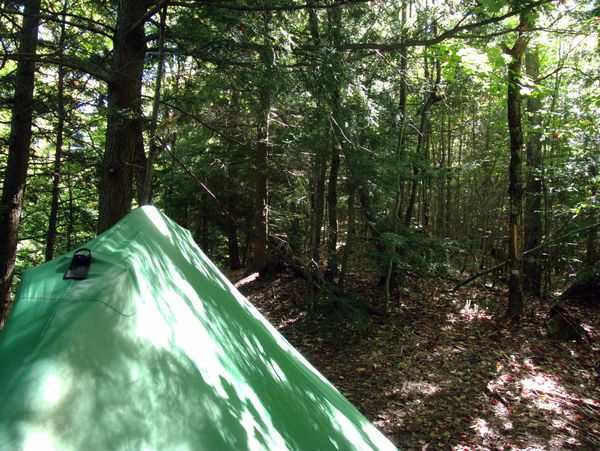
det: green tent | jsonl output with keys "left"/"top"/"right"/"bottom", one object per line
{"left": 0, "top": 206, "right": 396, "bottom": 450}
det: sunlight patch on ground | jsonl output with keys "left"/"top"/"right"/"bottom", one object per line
{"left": 443, "top": 299, "right": 492, "bottom": 331}
{"left": 520, "top": 374, "right": 568, "bottom": 411}
{"left": 276, "top": 315, "right": 302, "bottom": 330}
{"left": 234, "top": 272, "right": 259, "bottom": 288}
{"left": 395, "top": 381, "right": 440, "bottom": 398}
{"left": 459, "top": 300, "right": 493, "bottom": 321}
{"left": 471, "top": 418, "right": 495, "bottom": 438}
{"left": 493, "top": 403, "right": 513, "bottom": 431}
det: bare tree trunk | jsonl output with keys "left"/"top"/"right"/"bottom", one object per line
{"left": 339, "top": 181, "right": 355, "bottom": 285}
{"left": 252, "top": 11, "right": 273, "bottom": 272}
{"left": 308, "top": 8, "right": 327, "bottom": 266}
{"left": 523, "top": 47, "right": 543, "bottom": 295}
{"left": 98, "top": 0, "right": 149, "bottom": 233}
{"left": 133, "top": 118, "right": 147, "bottom": 206}
{"left": 66, "top": 171, "right": 73, "bottom": 252}
{"left": 445, "top": 112, "right": 452, "bottom": 236}
{"left": 504, "top": 13, "right": 528, "bottom": 319}
{"left": 585, "top": 163, "right": 598, "bottom": 273}
{"left": 45, "top": 0, "right": 67, "bottom": 261}
{"left": 0, "top": 0, "right": 41, "bottom": 328}
{"left": 422, "top": 118, "right": 432, "bottom": 234}
{"left": 405, "top": 61, "right": 443, "bottom": 226}
{"left": 325, "top": 143, "right": 341, "bottom": 281}
{"left": 225, "top": 174, "right": 241, "bottom": 270}
{"left": 385, "top": 15, "right": 408, "bottom": 306}
{"left": 324, "top": 5, "right": 344, "bottom": 282}
{"left": 141, "top": 5, "right": 167, "bottom": 205}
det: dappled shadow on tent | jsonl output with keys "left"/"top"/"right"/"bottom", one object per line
{"left": 0, "top": 207, "right": 392, "bottom": 450}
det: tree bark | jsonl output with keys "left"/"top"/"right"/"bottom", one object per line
{"left": 45, "top": 0, "right": 68, "bottom": 262}
{"left": 504, "top": 13, "right": 528, "bottom": 319}
{"left": 141, "top": 5, "right": 167, "bottom": 205}
{"left": 325, "top": 110, "right": 341, "bottom": 282}
{"left": 0, "top": 0, "right": 41, "bottom": 328}
{"left": 585, "top": 163, "right": 598, "bottom": 273}
{"left": 405, "top": 60, "right": 443, "bottom": 226}
{"left": 224, "top": 92, "right": 241, "bottom": 271}
{"left": 324, "top": 5, "right": 344, "bottom": 282}
{"left": 384, "top": 1, "right": 408, "bottom": 306}
{"left": 523, "top": 46, "right": 543, "bottom": 295}
{"left": 339, "top": 181, "right": 355, "bottom": 286}
{"left": 252, "top": 11, "right": 273, "bottom": 272}
{"left": 225, "top": 184, "right": 241, "bottom": 270}
{"left": 308, "top": 8, "right": 327, "bottom": 266}
{"left": 98, "top": 0, "right": 149, "bottom": 233}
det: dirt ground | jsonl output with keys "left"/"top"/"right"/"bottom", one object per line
{"left": 234, "top": 270, "right": 600, "bottom": 450}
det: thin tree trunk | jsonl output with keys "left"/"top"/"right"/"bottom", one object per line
{"left": 324, "top": 5, "right": 344, "bottom": 282}
{"left": 224, "top": 91, "right": 241, "bottom": 271}
{"left": 141, "top": 5, "right": 167, "bottom": 205}
{"left": 0, "top": 0, "right": 41, "bottom": 328}
{"left": 252, "top": 11, "right": 273, "bottom": 272}
{"left": 98, "top": 0, "right": 149, "bottom": 233}
{"left": 504, "top": 13, "right": 528, "bottom": 319}
{"left": 422, "top": 118, "right": 432, "bottom": 234}
{"left": 523, "top": 46, "right": 543, "bottom": 295}
{"left": 404, "top": 63, "right": 442, "bottom": 226}
{"left": 339, "top": 181, "right": 355, "bottom": 285}
{"left": 226, "top": 174, "right": 241, "bottom": 270}
{"left": 585, "top": 163, "right": 598, "bottom": 273}
{"left": 385, "top": 16, "right": 408, "bottom": 306}
{"left": 325, "top": 131, "right": 341, "bottom": 281}
{"left": 308, "top": 8, "right": 327, "bottom": 266}
{"left": 542, "top": 61, "right": 562, "bottom": 297}
{"left": 133, "top": 119, "right": 147, "bottom": 206}
{"left": 445, "top": 112, "right": 452, "bottom": 236}
{"left": 45, "top": 0, "right": 68, "bottom": 261}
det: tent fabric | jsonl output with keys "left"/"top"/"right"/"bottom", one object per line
{"left": 0, "top": 206, "right": 396, "bottom": 450}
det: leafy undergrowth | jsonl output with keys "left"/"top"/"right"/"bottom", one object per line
{"left": 233, "top": 269, "right": 600, "bottom": 450}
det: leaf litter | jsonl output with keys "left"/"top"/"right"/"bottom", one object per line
{"left": 234, "top": 270, "right": 600, "bottom": 450}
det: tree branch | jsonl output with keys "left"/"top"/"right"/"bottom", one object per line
{"left": 301, "top": 0, "right": 551, "bottom": 52}
{"left": 171, "top": 0, "right": 374, "bottom": 12}
{"left": 5, "top": 53, "right": 110, "bottom": 82}
{"left": 452, "top": 221, "right": 600, "bottom": 292}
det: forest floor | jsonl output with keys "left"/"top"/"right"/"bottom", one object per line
{"left": 233, "top": 267, "right": 600, "bottom": 450}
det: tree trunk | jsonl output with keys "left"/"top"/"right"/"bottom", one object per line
{"left": 141, "top": 5, "right": 167, "bottom": 205}
{"left": 523, "top": 47, "right": 543, "bottom": 296}
{"left": 385, "top": 19, "right": 408, "bottom": 306}
{"left": 585, "top": 163, "right": 598, "bottom": 273}
{"left": 98, "top": 0, "right": 149, "bottom": 233}
{"left": 324, "top": 5, "right": 344, "bottom": 282}
{"left": 226, "top": 175, "right": 241, "bottom": 270}
{"left": 339, "top": 181, "right": 355, "bottom": 286}
{"left": 252, "top": 11, "right": 273, "bottom": 272}
{"left": 45, "top": 0, "right": 68, "bottom": 262}
{"left": 445, "top": 112, "right": 452, "bottom": 236}
{"left": 133, "top": 118, "right": 147, "bottom": 206}
{"left": 504, "top": 14, "right": 528, "bottom": 320}
{"left": 325, "top": 122, "right": 341, "bottom": 282}
{"left": 404, "top": 61, "right": 443, "bottom": 226}
{"left": 421, "top": 118, "right": 432, "bottom": 234}
{"left": 66, "top": 174, "right": 73, "bottom": 252}
{"left": 308, "top": 8, "right": 327, "bottom": 266}
{"left": 0, "top": 0, "right": 41, "bottom": 328}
